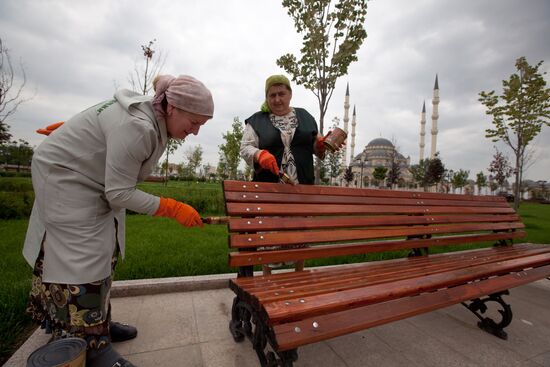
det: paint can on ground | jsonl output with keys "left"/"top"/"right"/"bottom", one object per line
{"left": 27, "top": 337, "right": 87, "bottom": 367}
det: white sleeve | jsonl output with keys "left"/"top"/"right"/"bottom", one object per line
{"left": 104, "top": 118, "right": 160, "bottom": 215}
{"left": 240, "top": 123, "right": 261, "bottom": 167}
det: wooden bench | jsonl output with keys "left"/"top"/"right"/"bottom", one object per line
{"left": 222, "top": 180, "right": 550, "bottom": 366}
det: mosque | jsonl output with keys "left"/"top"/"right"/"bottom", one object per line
{"left": 339, "top": 75, "right": 440, "bottom": 188}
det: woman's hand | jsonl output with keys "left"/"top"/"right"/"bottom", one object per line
{"left": 154, "top": 197, "right": 203, "bottom": 228}
{"left": 256, "top": 150, "right": 279, "bottom": 175}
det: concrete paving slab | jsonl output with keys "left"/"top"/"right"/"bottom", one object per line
{"left": 6, "top": 278, "right": 550, "bottom": 367}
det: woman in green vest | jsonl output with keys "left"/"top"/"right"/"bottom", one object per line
{"left": 240, "top": 74, "right": 327, "bottom": 274}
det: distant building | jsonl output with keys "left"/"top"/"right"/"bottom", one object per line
{"left": 348, "top": 137, "right": 412, "bottom": 188}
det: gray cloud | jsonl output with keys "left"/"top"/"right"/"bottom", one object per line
{"left": 1, "top": 0, "right": 549, "bottom": 181}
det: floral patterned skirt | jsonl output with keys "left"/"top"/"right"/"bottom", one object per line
{"left": 26, "top": 237, "right": 118, "bottom": 350}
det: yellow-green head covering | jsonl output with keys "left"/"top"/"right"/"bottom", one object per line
{"left": 261, "top": 75, "right": 292, "bottom": 113}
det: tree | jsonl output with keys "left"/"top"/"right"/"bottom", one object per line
{"left": 0, "top": 139, "right": 33, "bottom": 169}
{"left": 163, "top": 139, "right": 182, "bottom": 185}
{"left": 372, "top": 166, "right": 387, "bottom": 187}
{"left": 343, "top": 165, "right": 354, "bottom": 186}
{"left": 475, "top": 171, "right": 488, "bottom": 195}
{"left": 386, "top": 149, "right": 401, "bottom": 189}
{"left": 488, "top": 148, "right": 513, "bottom": 193}
{"left": 218, "top": 117, "right": 244, "bottom": 180}
{"left": 410, "top": 154, "right": 445, "bottom": 192}
{"left": 277, "top": 0, "right": 368, "bottom": 136}
{"left": 451, "top": 169, "right": 470, "bottom": 194}
{"left": 326, "top": 149, "right": 343, "bottom": 185}
{"left": 1, "top": 38, "right": 29, "bottom": 144}
{"left": 129, "top": 39, "right": 166, "bottom": 95}
{"left": 479, "top": 57, "right": 550, "bottom": 209}
{"left": 184, "top": 145, "right": 203, "bottom": 178}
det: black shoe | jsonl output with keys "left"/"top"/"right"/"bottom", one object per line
{"left": 86, "top": 343, "right": 137, "bottom": 367}
{"left": 110, "top": 321, "right": 138, "bottom": 343}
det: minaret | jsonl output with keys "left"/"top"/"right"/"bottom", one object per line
{"left": 342, "top": 83, "right": 350, "bottom": 167}
{"left": 430, "top": 74, "right": 439, "bottom": 158}
{"left": 419, "top": 101, "right": 426, "bottom": 161}
{"left": 350, "top": 105, "right": 357, "bottom": 160}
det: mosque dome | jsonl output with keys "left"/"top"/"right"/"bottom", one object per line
{"left": 366, "top": 138, "right": 394, "bottom": 148}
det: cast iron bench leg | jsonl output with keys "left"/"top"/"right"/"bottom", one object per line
{"left": 461, "top": 290, "right": 513, "bottom": 340}
{"left": 229, "top": 296, "right": 299, "bottom": 366}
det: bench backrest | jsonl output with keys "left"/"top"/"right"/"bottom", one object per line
{"left": 223, "top": 180, "right": 525, "bottom": 271}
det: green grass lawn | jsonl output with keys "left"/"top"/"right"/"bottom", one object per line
{"left": 1, "top": 199, "right": 549, "bottom": 364}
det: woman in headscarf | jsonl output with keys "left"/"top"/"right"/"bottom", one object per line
{"left": 24, "top": 74, "right": 214, "bottom": 367}
{"left": 240, "top": 74, "right": 332, "bottom": 275}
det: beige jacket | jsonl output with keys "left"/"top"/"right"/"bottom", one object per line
{"left": 23, "top": 89, "right": 168, "bottom": 284}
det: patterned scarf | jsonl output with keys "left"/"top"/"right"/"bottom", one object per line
{"left": 270, "top": 108, "right": 299, "bottom": 184}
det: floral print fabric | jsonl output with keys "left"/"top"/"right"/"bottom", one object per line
{"left": 26, "top": 239, "right": 118, "bottom": 350}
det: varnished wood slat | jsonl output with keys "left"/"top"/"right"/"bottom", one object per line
{"left": 263, "top": 252, "right": 550, "bottom": 324}
{"left": 226, "top": 202, "right": 515, "bottom": 217}
{"left": 223, "top": 180, "right": 505, "bottom": 202}
{"left": 230, "top": 222, "right": 524, "bottom": 249}
{"left": 228, "top": 214, "right": 520, "bottom": 232}
{"left": 225, "top": 191, "right": 509, "bottom": 208}
{"left": 233, "top": 246, "right": 550, "bottom": 307}
{"left": 232, "top": 243, "right": 543, "bottom": 289}
{"left": 272, "top": 264, "right": 550, "bottom": 351}
{"left": 229, "top": 231, "right": 527, "bottom": 266}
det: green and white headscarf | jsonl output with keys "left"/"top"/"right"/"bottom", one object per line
{"left": 260, "top": 75, "right": 292, "bottom": 113}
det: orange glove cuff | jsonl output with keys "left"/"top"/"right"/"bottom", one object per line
{"left": 36, "top": 121, "right": 64, "bottom": 136}
{"left": 257, "top": 150, "right": 280, "bottom": 175}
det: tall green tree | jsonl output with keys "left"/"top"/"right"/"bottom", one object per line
{"left": 163, "top": 139, "right": 182, "bottom": 185}
{"left": 343, "top": 165, "right": 354, "bottom": 186}
{"left": 451, "top": 169, "right": 470, "bottom": 194}
{"left": 475, "top": 171, "right": 488, "bottom": 195}
{"left": 277, "top": 0, "right": 368, "bottom": 135}
{"left": 410, "top": 154, "right": 445, "bottom": 192}
{"left": 372, "top": 166, "right": 387, "bottom": 187}
{"left": 184, "top": 145, "right": 203, "bottom": 178}
{"left": 488, "top": 148, "right": 513, "bottom": 193}
{"left": 218, "top": 117, "right": 244, "bottom": 180}
{"left": 479, "top": 57, "right": 550, "bottom": 209}
{"left": 326, "top": 149, "right": 343, "bottom": 185}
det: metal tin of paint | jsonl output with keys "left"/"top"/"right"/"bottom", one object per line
{"left": 323, "top": 127, "right": 347, "bottom": 152}
{"left": 27, "top": 338, "right": 87, "bottom": 367}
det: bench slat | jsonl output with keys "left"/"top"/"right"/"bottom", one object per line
{"left": 263, "top": 252, "right": 550, "bottom": 324}
{"left": 223, "top": 180, "right": 505, "bottom": 202}
{"left": 226, "top": 202, "right": 515, "bottom": 216}
{"left": 234, "top": 245, "right": 549, "bottom": 297}
{"left": 225, "top": 191, "right": 510, "bottom": 208}
{"left": 228, "top": 213, "right": 520, "bottom": 232}
{"left": 230, "top": 222, "right": 524, "bottom": 248}
{"left": 229, "top": 231, "right": 526, "bottom": 266}
{"left": 252, "top": 247, "right": 550, "bottom": 304}
{"left": 272, "top": 263, "right": 550, "bottom": 351}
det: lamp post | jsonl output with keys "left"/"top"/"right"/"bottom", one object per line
{"left": 360, "top": 155, "right": 365, "bottom": 188}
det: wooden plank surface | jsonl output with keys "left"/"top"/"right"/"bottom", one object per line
{"left": 223, "top": 180, "right": 505, "bottom": 202}
{"left": 228, "top": 214, "right": 520, "bottom": 232}
{"left": 272, "top": 264, "right": 550, "bottom": 351}
{"left": 229, "top": 222, "right": 524, "bottom": 248}
{"left": 262, "top": 252, "right": 550, "bottom": 324}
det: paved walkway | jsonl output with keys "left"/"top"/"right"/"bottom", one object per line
{"left": 6, "top": 276, "right": 550, "bottom": 367}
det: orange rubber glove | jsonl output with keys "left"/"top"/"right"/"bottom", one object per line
{"left": 154, "top": 197, "right": 203, "bottom": 228}
{"left": 36, "top": 121, "right": 64, "bottom": 136}
{"left": 315, "top": 131, "right": 331, "bottom": 156}
{"left": 257, "top": 150, "right": 279, "bottom": 175}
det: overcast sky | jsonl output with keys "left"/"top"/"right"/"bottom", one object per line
{"left": 1, "top": 0, "right": 549, "bottom": 181}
